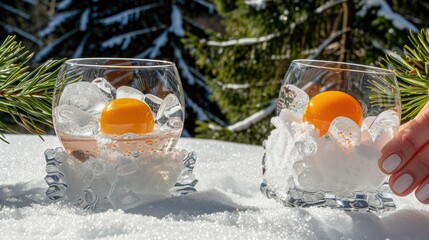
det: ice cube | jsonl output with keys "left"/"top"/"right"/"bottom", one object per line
{"left": 83, "top": 189, "right": 97, "bottom": 205}
{"left": 369, "top": 110, "right": 400, "bottom": 142}
{"left": 294, "top": 139, "right": 317, "bottom": 156}
{"left": 115, "top": 160, "right": 138, "bottom": 176}
{"left": 160, "top": 117, "right": 184, "bottom": 131}
{"left": 82, "top": 171, "right": 94, "bottom": 187}
{"left": 46, "top": 184, "right": 67, "bottom": 200}
{"left": 144, "top": 94, "right": 163, "bottom": 115}
{"left": 55, "top": 105, "right": 99, "bottom": 136}
{"left": 361, "top": 116, "right": 376, "bottom": 143}
{"left": 297, "top": 168, "right": 324, "bottom": 191}
{"left": 59, "top": 82, "right": 109, "bottom": 117}
{"left": 116, "top": 86, "right": 145, "bottom": 101}
{"left": 156, "top": 94, "right": 183, "bottom": 125}
{"left": 362, "top": 116, "right": 377, "bottom": 130}
{"left": 46, "top": 161, "right": 58, "bottom": 173}
{"left": 292, "top": 160, "right": 315, "bottom": 174}
{"left": 91, "top": 162, "right": 107, "bottom": 177}
{"left": 278, "top": 108, "right": 300, "bottom": 125}
{"left": 156, "top": 94, "right": 184, "bottom": 131}
{"left": 45, "top": 172, "right": 66, "bottom": 185}
{"left": 108, "top": 180, "right": 142, "bottom": 210}
{"left": 277, "top": 84, "right": 309, "bottom": 117}
{"left": 94, "top": 197, "right": 114, "bottom": 212}
{"left": 89, "top": 178, "right": 111, "bottom": 197}
{"left": 92, "top": 77, "right": 116, "bottom": 100}
{"left": 327, "top": 117, "right": 361, "bottom": 147}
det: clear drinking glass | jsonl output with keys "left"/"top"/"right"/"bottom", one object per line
{"left": 45, "top": 58, "right": 197, "bottom": 211}
{"left": 53, "top": 58, "right": 185, "bottom": 156}
{"left": 261, "top": 60, "right": 401, "bottom": 213}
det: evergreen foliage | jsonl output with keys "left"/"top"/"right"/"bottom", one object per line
{"left": 1, "top": 0, "right": 224, "bottom": 137}
{"left": 1, "top": 1, "right": 429, "bottom": 145}
{"left": 0, "top": 36, "right": 63, "bottom": 143}
{"left": 382, "top": 29, "right": 429, "bottom": 122}
{"left": 189, "top": 0, "right": 428, "bottom": 144}
{"left": 0, "top": 0, "right": 45, "bottom": 50}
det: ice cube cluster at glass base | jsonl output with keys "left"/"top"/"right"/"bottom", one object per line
{"left": 45, "top": 147, "right": 197, "bottom": 211}
{"left": 261, "top": 84, "right": 399, "bottom": 214}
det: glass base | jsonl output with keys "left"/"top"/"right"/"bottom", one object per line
{"left": 261, "top": 153, "right": 396, "bottom": 214}
{"left": 261, "top": 181, "right": 396, "bottom": 213}
{"left": 44, "top": 147, "right": 198, "bottom": 211}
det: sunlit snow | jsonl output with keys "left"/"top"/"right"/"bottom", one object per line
{"left": 1, "top": 135, "right": 429, "bottom": 239}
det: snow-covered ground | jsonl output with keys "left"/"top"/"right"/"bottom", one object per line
{"left": 1, "top": 134, "right": 429, "bottom": 239}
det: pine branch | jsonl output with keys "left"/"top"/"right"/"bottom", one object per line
{"left": 382, "top": 29, "right": 429, "bottom": 122}
{"left": 0, "top": 36, "right": 64, "bottom": 143}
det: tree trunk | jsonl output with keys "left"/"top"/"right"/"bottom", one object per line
{"left": 339, "top": 0, "right": 355, "bottom": 62}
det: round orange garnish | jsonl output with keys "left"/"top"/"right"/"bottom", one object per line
{"left": 302, "top": 91, "right": 363, "bottom": 136}
{"left": 100, "top": 98, "right": 154, "bottom": 135}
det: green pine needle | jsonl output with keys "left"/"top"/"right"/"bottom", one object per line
{"left": 0, "top": 36, "right": 65, "bottom": 143}
{"left": 382, "top": 29, "right": 429, "bottom": 122}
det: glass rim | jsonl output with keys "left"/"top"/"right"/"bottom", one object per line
{"left": 64, "top": 58, "right": 175, "bottom": 69}
{"left": 291, "top": 59, "right": 393, "bottom": 74}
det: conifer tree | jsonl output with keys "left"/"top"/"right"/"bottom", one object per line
{"left": 190, "top": 0, "right": 428, "bottom": 144}
{"left": 0, "top": 0, "right": 44, "bottom": 50}
{"left": 1, "top": 0, "right": 224, "bottom": 137}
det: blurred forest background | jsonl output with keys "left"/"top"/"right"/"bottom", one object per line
{"left": 1, "top": 0, "right": 428, "bottom": 145}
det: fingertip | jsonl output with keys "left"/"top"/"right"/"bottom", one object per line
{"left": 416, "top": 182, "right": 429, "bottom": 204}
{"left": 379, "top": 153, "right": 402, "bottom": 174}
{"left": 389, "top": 173, "right": 415, "bottom": 197}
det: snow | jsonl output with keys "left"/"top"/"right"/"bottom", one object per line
{"left": 214, "top": 79, "right": 251, "bottom": 90}
{"left": 1, "top": 21, "right": 43, "bottom": 46}
{"left": 101, "top": 26, "right": 165, "bottom": 50}
{"left": 0, "top": 2, "right": 30, "bottom": 20}
{"left": 308, "top": 30, "right": 342, "bottom": 59}
{"left": 96, "top": 4, "right": 162, "bottom": 27}
{"left": 170, "top": 5, "right": 184, "bottom": 37}
{"left": 38, "top": 10, "right": 80, "bottom": 37}
{"left": 359, "top": 0, "right": 418, "bottom": 32}
{"left": 371, "top": 38, "right": 403, "bottom": 61}
{"left": 208, "top": 33, "right": 280, "bottom": 47}
{"left": 57, "top": 0, "right": 73, "bottom": 10}
{"left": 79, "top": 8, "right": 90, "bottom": 31}
{"left": 136, "top": 30, "right": 169, "bottom": 58}
{"left": 1, "top": 134, "right": 429, "bottom": 239}
{"left": 245, "top": 0, "right": 267, "bottom": 11}
{"left": 315, "top": 0, "right": 344, "bottom": 14}
{"left": 227, "top": 99, "right": 277, "bottom": 132}
{"left": 184, "top": 93, "right": 209, "bottom": 121}
{"left": 34, "top": 30, "right": 78, "bottom": 62}
{"left": 173, "top": 45, "right": 195, "bottom": 85}
{"left": 23, "top": 0, "right": 37, "bottom": 5}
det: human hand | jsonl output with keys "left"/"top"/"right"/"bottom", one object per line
{"left": 379, "top": 101, "right": 429, "bottom": 203}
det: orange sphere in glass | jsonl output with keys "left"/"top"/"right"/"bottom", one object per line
{"left": 302, "top": 91, "right": 363, "bottom": 136}
{"left": 100, "top": 98, "right": 154, "bottom": 135}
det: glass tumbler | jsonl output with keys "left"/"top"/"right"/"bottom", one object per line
{"left": 261, "top": 60, "right": 401, "bottom": 213}
{"left": 45, "top": 58, "right": 197, "bottom": 211}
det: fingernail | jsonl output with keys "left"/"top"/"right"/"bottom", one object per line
{"left": 416, "top": 184, "right": 429, "bottom": 202}
{"left": 382, "top": 154, "right": 401, "bottom": 173}
{"left": 392, "top": 173, "right": 413, "bottom": 193}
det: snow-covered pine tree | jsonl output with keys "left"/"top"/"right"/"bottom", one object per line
{"left": 0, "top": 0, "right": 44, "bottom": 51}
{"left": 191, "top": 0, "right": 428, "bottom": 145}
{"left": 34, "top": 0, "right": 224, "bottom": 136}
